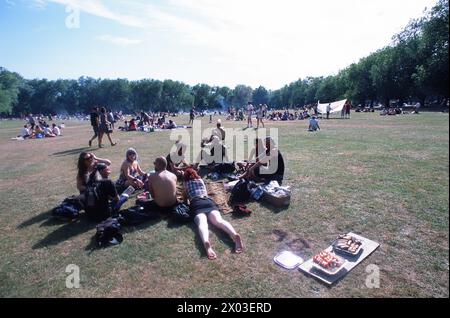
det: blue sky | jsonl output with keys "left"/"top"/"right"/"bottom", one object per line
{"left": 0, "top": 0, "right": 438, "bottom": 89}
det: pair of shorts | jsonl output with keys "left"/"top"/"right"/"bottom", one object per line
{"left": 189, "top": 197, "right": 218, "bottom": 216}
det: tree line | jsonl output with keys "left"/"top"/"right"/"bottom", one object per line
{"left": 0, "top": 0, "right": 448, "bottom": 116}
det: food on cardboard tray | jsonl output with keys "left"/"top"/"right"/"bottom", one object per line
{"left": 333, "top": 234, "right": 363, "bottom": 254}
{"left": 313, "top": 251, "right": 344, "bottom": 270}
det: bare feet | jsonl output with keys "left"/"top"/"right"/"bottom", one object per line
{"left": 234, "top": 234, "right": 243, "bottom": 254}
{"left": 204, "top": 241, "right": 217, "bottom": 260}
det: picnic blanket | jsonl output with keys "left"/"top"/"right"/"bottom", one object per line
{"left": 298, "top": 232, "right": 379, "bottom": 285}
{"left": 205, "top": 181, "right": 233, "bottom": 214}
{"left": 176, "top": 181, "right": 233, "bottom": 214}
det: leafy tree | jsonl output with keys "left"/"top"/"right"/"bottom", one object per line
{"left": 192, "top": 84, "right": 211, "bottom": 110}
{"left": 252, "top": 86, "right": 269, "bottom": 106}
{"left": 232, "top": 85, "right": 253, "bottom": 107}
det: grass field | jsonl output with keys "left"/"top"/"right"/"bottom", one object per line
{"left": 0, "top": 112, "right": 448, "bottom": 298}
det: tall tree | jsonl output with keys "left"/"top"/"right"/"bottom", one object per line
{"left": 252, "top": 86, "right": 269, "bottom": 106}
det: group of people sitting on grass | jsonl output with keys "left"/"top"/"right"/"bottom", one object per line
{"left": 74, "top": 123, "right": 287, "bottom": 259}
{"left": 118, "top": 111, "right": 181, "bottom": 132}
{"left": 379, "top": 107, "right": 419, "bottom": 116}
{"left": 18, "top": 122, "right": 64, "bottom": 139}
{"left": 75, "top": 147, "right": 244, "bottom": 260}
{"left": 266, "top": 109, "right": 313, "bottom": 121}
{"left": 119, "top": 118, "right": 178, "bottom": 132}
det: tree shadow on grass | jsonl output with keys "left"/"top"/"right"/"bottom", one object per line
{"left": 51, "top": 147, "right": 91, "bottom": 157}
{"left": 32, "top": 216, "right": 96, "bottom": 250}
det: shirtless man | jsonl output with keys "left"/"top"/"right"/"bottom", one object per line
{"left": 147, "top": 156, "right": 178, "bottom": 208}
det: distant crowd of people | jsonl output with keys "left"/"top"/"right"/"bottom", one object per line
{"left": 16, "top": 114, "right": 64, "bottom": 139}
{"left": 118, "top": 111, "right": 180, "bottom": 132}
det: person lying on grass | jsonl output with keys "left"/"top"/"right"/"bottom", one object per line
{"left": 182, "top": 168, "right": 243, "bottom": 260}
{"left": 116, "top": 148, "right": 147, "bottom": 190}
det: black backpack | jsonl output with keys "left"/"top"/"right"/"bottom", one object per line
{"left": 212, "top": 162, "right": 236, "bottom": 174}
{"left": 95, "top": 217, "right": 123, "bottom": 247}
{"left": 52, "top": 196, "right": 84, "bottom": 220}
{"left": 119, "top": 206, "right": 158, "bottom": 225}
{"left": 171, "top": 203, "right": 192, "bottom": 223}
{"left": 229, "top": 179, "right": 251, "bottom": 203}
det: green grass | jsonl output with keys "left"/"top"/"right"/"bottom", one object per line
{"left": 0, "top": 112, "right": 448, "bottom": 297}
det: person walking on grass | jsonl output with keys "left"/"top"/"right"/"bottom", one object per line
{"left": 246, "top": 101, "right": 254, "bottom": 128}
{"left": 256, "top": 104, "right": 266, "bottom": 128}
{"left": 88, "top": 107, "right": 100, "bottom": 147}
{"left": 98, "top": 107, "right": 117, "bottom": 148}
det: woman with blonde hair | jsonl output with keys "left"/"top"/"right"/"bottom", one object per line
{"left": 116, "top": 148, "right": 147, "bottom": 190}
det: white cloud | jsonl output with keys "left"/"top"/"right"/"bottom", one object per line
{"left": 47, "top": 0, "right": 147, "bottom": 27}
{"left": 96, "top": 34, "right": 143, "bottom": 46}
{"left": 34, "top": 0, "right": 438, "bottom": 88}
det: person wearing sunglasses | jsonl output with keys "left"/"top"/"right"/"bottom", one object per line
{"left": 76, "top": 152, "right": 111, "bottom": 194}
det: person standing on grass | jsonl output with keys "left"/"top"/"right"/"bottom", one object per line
{"left": 98, "top": 107, "right": 117, "bottom": 148}
{"left": 326, "top": 103, "right": 331, "bottom": 119}
{"left": 256, "top": 104, "right": 265, "bottom": 128}
{"left": 183, "top": 168, "right": 243, "bottom": 260}
{"left": 27, "top": 114, "right": 36, "bottom": 130}
{"left": 88, "top": 107, "right": 100, "bottom": 147}
{"left": 107, "top": 109, "right": 116, "bottom": 129}
{"left": 189, "top": 107, "right": 195, "bottom": 125}
{"left": 246, "top": 101, "right": 254, "bottom": 128}
{"left": 345, "top": 100, "right": 352, "bottom": 119}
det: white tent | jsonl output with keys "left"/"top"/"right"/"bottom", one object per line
{"left": 317, "top": 99, "right": 348, "bottom": 114}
